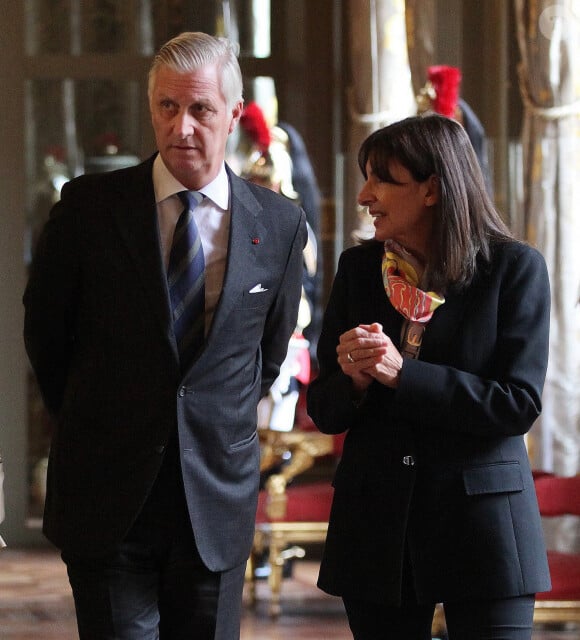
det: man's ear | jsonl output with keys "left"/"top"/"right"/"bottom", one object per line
{"left": 229, "top": 100, "right": 244, "bottom": 134}
{"left": 424, "top": 175, "right": 439, "bottom": 207}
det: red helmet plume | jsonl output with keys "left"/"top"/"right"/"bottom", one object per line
{"left": 427, "top": 65, "right": 462, "bottom": 118}
{"left": 239, "top": 102, "right": 272, "bottom": 152}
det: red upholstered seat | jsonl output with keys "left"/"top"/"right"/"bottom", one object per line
{"left": 536, "top": 551, "right": 580, "bottom": 600}
{"left": 532, "top": 472, "right": 580, "bottom": 626}
{"left": 256, "top": 480, "right": 333, "bottom": 524}
{"left": 532, "top": 469, "right": 555, "bottom": 482}
{"left": 534, "top": 473, "right": 580, "bottom": 517}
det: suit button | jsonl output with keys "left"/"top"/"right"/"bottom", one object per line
{"left": 403, "top": 455, "right": 415, "bottom": 466}
{"left": 178, "top": 386, "right": 186, "bottom": 397}
{"left": 155, "top": 445, "right": 165, "bottom": 454}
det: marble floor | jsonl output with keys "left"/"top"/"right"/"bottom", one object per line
{"left": 0, "top": 548, "right": 578, "bottom": 639}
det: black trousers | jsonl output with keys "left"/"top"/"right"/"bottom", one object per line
{"left": 343, "top": 541, "right": 536, "bottom": 640}
{"left": 343, "top": 594, "right": 535, "bottom": 640}
{"left": 62, "top": 439, "right": 246, "bottom": 640}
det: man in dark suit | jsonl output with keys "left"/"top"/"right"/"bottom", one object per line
{"left": 23, "top": 31, "right": 307, "bottom": 640}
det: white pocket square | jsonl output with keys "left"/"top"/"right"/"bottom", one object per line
{"left": 249, "top": 283, "right": 268, "bottom": 293}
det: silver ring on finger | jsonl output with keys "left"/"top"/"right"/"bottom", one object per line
{"left": 347, "top": 352, "right": 355, "bottom": 364}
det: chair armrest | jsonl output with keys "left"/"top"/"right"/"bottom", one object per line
{"left": 260, "top": 431, "right": 334, "bottom": 520}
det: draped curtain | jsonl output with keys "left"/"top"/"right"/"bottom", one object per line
{"left": 343, "top": 0, "right": 416, "bottom": 246}
{"left": 515, "top": 0, "right": 580, "bottom": 477}
{"left": 404, "top": 0, "right": 436, "bottom": 96}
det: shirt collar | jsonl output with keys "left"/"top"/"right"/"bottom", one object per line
{"left": 153, "top": 154, "right": 230, "bottom": 209}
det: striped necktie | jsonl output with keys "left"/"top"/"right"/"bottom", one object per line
{"left": 168, "top": 190, "right": 205, "bottom": 371}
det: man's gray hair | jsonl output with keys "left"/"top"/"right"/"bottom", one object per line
{"left": 148, "top": 31, "right": 243, "bottom": 110}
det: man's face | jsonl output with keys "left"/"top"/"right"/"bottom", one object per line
{"left": 149, "top": 63, "right": 243, "bottom": 190}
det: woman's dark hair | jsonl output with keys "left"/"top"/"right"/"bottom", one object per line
{"left": 358, "top": 114, "right": 513, "bottom": 290}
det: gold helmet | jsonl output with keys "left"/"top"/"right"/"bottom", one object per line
{"left": 239, "top": 102, "right": 298, "bottom": 201}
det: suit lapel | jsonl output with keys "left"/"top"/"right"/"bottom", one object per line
{"left": 205, "top": 170, "right": 262, "bottom": 343}
{"left": 106, "top": 163, "right": 271, "bottom": 364}
{"left": 363, "top": 242, "right": 405, "bottom": 348}
{"left": 417, "top": 287, "right": 469, "bottom": 362}
{"left": 108, "top": 156, "right": 174, "bottom": 340}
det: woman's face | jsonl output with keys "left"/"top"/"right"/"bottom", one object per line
{"left": 358, "top": 159, "right": 438, "bottom": 258}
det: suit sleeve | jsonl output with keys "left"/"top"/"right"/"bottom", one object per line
{"left": 259, "top": 208, "right": 308, "bottom": 397}
{"left": 395, "top": 244, "right": 551, "bottom": 438}
{"left": 23, "top": 183, "right": 81, "bottom": 417}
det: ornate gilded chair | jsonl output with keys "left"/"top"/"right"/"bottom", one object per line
{"left": 248, "top": 426, "right": 340, "bottom": 617}
{"left": 247, "top": 418, "right": 342, "bottom": 617}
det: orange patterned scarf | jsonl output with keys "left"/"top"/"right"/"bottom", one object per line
{"left": 381, "top": 240, "right": 445, "bottom": 358}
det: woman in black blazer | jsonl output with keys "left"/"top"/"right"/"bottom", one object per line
{"left": 307, "top": 115, "right": 551, "bottom": 639}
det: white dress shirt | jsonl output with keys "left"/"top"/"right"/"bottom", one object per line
{"left": 152, "top": 154, "right": 231, "bottom": 334}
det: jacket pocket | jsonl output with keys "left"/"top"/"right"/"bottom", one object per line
{"left": 229, "top": 430, "right": 258, "bottom": 452}
{"left": 237, "top": 287, "right": 276, "bottom": 310}
{"left": 463, "top": 461, "right": 523, "bottom": 496}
